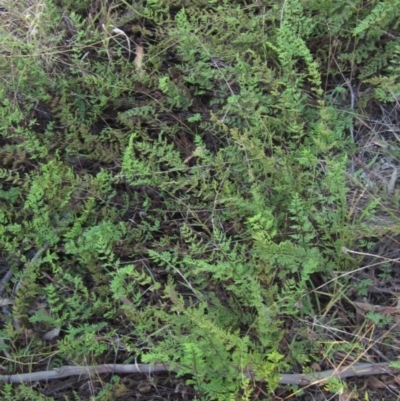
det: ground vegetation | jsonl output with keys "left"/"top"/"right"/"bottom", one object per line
{"left": 1, "top": 0, "right": 400, "bottom": 400}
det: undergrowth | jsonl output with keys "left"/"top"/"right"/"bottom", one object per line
{"left": 0, "top": 0, "right": 400, "bottom": 400}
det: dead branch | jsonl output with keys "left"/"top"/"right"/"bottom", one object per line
{"left": 0, "top": 362, "right": 396, "bottom": 387}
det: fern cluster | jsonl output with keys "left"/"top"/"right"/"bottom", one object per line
{"left": 1, "top": 0, "right": 400, "bottom": 399}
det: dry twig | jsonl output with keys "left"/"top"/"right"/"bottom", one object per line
{"left": 0, "top": 362, "right": 396, "bottom": 387}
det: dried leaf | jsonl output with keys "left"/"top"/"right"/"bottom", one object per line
{"left": 354, "top": 301, "right": 400, "bottom": 316}
{"left": 388, "top": 167, "right": 397, "bottom": 194}
{"left": 367, "top": 376, "right": 385, "bottom": 389}
{"left": 338, "top": 391, "right": 353, "bottom": 401}
{"left": 134, "top": 45, "right": 144, "bottom": 71}
{"left": 311, "top": 362, "right": 321, "bottom": 372}
{"left": 42, "top": 327, "right": 61, "bottom": 341}
{"left": 0, "top": 298, "right": 13, "bottom": 306}
{"left": 137, "top": 380, "right": 152, "bottom": 393}
{"left": 120, "top": 296, "right": 133, "bottom": 306}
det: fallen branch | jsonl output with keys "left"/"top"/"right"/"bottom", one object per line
{"left": 276, "top": 362, "right": 395, "bottom": 386}
{"left": 0, "top": 362, "right": 396, "bottom": 386}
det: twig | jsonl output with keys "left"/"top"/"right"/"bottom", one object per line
{"left": 0, "top": 363, "right": 174, "bottom": 383}
{"left": 344, "top": 79, "right": 356, "bottom": 175}
{"left": 0, "top": 264, "right": 14, "bottom": 360}
{"left": 0, "top": 362, "right": 396, "bottom": 386}
{"left": 276, "top": 362, "right": 394, "bottom": 386}
{"left": 0, "top": 268, "right": 13, "bottom": 296}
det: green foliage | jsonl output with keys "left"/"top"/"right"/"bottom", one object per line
{"left": 1, "top": 0, "right": 399, "bottom": 399}
{"left": 1, "top": 383, "right": 52, "bottom": 401}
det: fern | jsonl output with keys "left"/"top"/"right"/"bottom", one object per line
{"left": 1, "top": 0, "right": 399, "bottom": 399}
